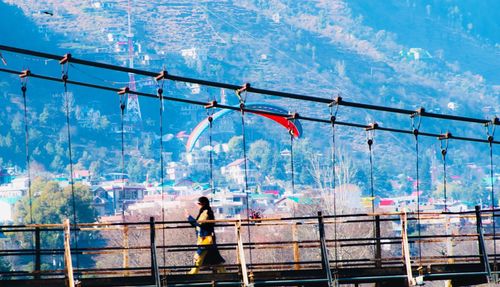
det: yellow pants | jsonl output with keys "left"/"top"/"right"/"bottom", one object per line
{"left": 188, "top": 235, "right": 225, "bottom": 274}
{"left": 188, "top": 250, "right": 208, "bottom": 274}
{"left": 188, "top": 236, "right": 212, "bottom": 274}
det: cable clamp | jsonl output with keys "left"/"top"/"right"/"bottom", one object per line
{"left": 155, "top": 70, "right": 168, "bottom": 81}
{"left": 59, "top": 53, "right": 72, "bottom": 65}
{"left": 411, "top": 107, "right": 425, "bottom": 118}
{"left": 118, "top": 87, "right": 130, "bottom": 95}
{"left": 287, "top": 112, "right": 300, "bottom": 120}
{"left": 441, "top": 148, "right": 447, "bottom": 157}
{"left": 492, "top": 117, "right": 500, "bottom": 126}
{"left": 438, "top": 132, "right": 452, "bottom": 140}
{"left": 236, "top": 83, "right": 250, "bottom": 96}
{"left": 365, "top": 122, "right": 378, "bottom": 131}
{"left": 19, "top": 69, "right": 31, "bottom": 78}
{"left": 328, "top": 96, "right": 342, "bottom": 107}
{"left": 204, "top": 100, "right": 218, "bottom": 109}
{"left": 330, "top": 115, "right": 336, "bottom": 125}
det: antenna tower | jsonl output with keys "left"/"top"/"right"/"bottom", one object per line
{"left": 125, "top": 0, "right": 142, "bottom": 125}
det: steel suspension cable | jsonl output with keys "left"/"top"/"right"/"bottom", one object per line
{"left": 19, "top": 70, "right": 35, "bottom": 270}
{"left": 118, "top": 89, "right": 126, "bottom": 220}
{"left": 329, "top": 103, "right": 339, "bottom": 268}
{"left": 236, "top": 86, "right": 253, "bottom": 269}
{"left": 289, "top": 128, "right": 295, "bottom": 196}
{"left": 1, "top": 66, "right": 499, "bottom": 145}
{"left": 439, "top": 134, "right": 450, "bottom": 212}
{"left": 20, "top": 71, "right": 33, "bottom": 225}
{"left": 209, "top": 115, "right": 215, "bottom": 196}
{"left": 366, "top": 125, "right": 376, "bottom": 215}
{"left": 288, "top": 115, "right": 297, "bottom": 217}
{"left": 1, "top": 45, "right": 497, "bottom": 127}
{"left": 366, "top": 124, "right": 377, "bottom": 259}
{"left": 486, "top": 122, "right": 497, "bottom": 270}
{"left": 61, "top": 58, "right": 79, "bottom": 271}
{"left": 411, "top": 113, "right": 423, "bottom": 264}
{"left": 205, "top": 95, "right": 216, "bottom": 198}
{"left": 155, "top": 79, "right": 167, "bottom": 273}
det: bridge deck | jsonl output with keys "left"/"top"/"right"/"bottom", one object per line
{"left": 1, "top": 208, "right": 498, "bottom": 286}
{"left": 0, "top": 263, "right": 491, "bottom": 286}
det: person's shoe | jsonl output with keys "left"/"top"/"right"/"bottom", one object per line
{"left": 188, "top": 267, "right": 199, "bottom": 274}
{"left": 213, "top": 266, "right": 226, "bottom": 273}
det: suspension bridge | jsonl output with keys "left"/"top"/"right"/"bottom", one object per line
{"left": 0, "top": 209, "right": 499, "bottom": 286}
{"left": 0, "top": 45, "right": 499, "bottom": 286}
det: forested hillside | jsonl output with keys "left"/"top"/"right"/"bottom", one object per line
{"left": 0, "top": 0, "right": 498, "bottom": 202}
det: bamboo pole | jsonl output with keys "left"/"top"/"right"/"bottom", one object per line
{"left": 123, "top": 225, "right": 130, "bottom": 276}
{"left": 63, "top": 219, "right": 75, "bottom": 287}
{"left": 292, "top": 223, "right": 301, "bottom": 270}
{"left": 401, "top": 213, "right": 416, "bottom": 286}
{"left": 235, "top": 220, "right": 249, "bottom": 287}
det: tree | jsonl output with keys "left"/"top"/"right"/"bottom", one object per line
{"left": 227, "top": 136, "right": 243, "bottom": 160}
{"left": 248, "top": 140, "right": 273, "bottom": 175}
{"left": 14, "top": 178, "right": 101, "bottom": 269}
{"left": 127, "top": 157, "right": 146, "bottom": 183}
{"left": 0, "top": 257, "right": 11, "bottom": 272}
{"left": 289, "top": 138, "right": 315, "bottom": 185}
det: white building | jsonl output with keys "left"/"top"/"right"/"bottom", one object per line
{"left": 185, "top": 150, "right": 210, "bottom": 171}
{"left": 166, "top": 162, "right": 190, "bottom": 181}
{"left": 221, "top": 159, "right": 259, "bottom": 186}
{"left": 0, "top": 176, "right": 28, "bottom": 198}
{"left": 210, "top": 189, "right": 247, "bottom": 217}
{"left": 0, "top": 176, "right": 28, "bottom": 222}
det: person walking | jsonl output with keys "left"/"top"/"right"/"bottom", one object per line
{"left": 185, "top": 196, "right": 225, "bottom": 274}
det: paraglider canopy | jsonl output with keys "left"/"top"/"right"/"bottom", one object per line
{"left": 186, "top": 102, "right": 303, "bottom": 152}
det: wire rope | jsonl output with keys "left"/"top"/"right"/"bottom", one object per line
{"left": 155, "top": 78, "right": 167, "bottom": 274}
{"left": 236, "top": 87, "right": 253, "bottom": 270}
{"left": 118, "top": 89, "right": 126, "bottom": 220}
{"left": 411, "top": 113, "right": 423, "bottom": 265}
{"left": 486, "top": 122, "right": 497, "bottom": 270}
{"left": 439, "top": 134, "right": 450, "bottom": 212}
{"left": 329, "top": 102, "right": 339, "bottom": 268}
{"left": 20, "top": 72, "right": 33, "bottom": 224}
{"left": 61, "top": 59, "right": 80, "bottom": 273}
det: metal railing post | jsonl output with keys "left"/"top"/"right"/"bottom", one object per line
{"left": 475, "top": 205, "right": 492, "bottom": 280}
{"left": 318, "top": 211, "right": 334, "bottom": 287}
{"left": 375, "top": 215, "right": 382, "bottom": 269}
{"left": 34, "top": 227, "right": 41, "bottom": 279}
{"left": 150, "top": 217, "right": 160, "bottom": 287}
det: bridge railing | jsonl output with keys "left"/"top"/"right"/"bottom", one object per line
{"left": 0, "top": 207, "right": 497, "bottom": 280}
